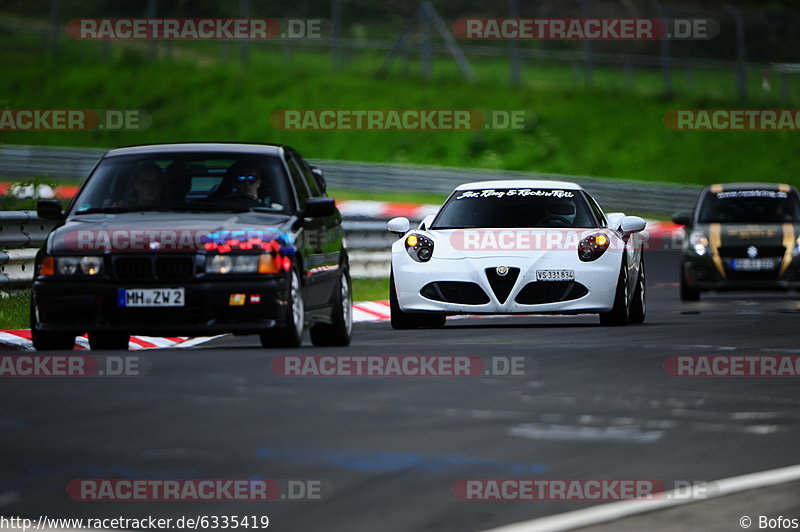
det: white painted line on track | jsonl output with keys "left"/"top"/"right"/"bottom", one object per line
{"left": 480, "top": 463, "right": 800, "bottom": 532}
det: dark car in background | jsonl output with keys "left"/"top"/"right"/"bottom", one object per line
{"left": 30, "top": 143, "right": 352, "bottom": 350}
{"left": 673, "top": 182, "right": 800, "bottom": 300}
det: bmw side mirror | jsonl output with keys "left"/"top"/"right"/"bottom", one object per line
{"left": 621, "top": 215, "right": 646, "bottom": 234}
{"left": 37, "top": 199, "right": 65, "bottom": 220}
{"left": 310, "top": 166, "right": 327, "bottom": 193}
{"left": 672, "top": 211, "right": 693, "bottom": 227}
{"left": 303, "top": 197, "right": 336, "bottom": 218}
{"left": 387, "top": 217, "right": 410, "bottom": 235}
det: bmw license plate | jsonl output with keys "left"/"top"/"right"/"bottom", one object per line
{"left": 118, "top": 288, "right": 185, "bottom": 307}
{"left": 536, "top": 270, "right": 575, "bottom": 281}
{"left": 729, "top": 258, "right": 776, "bottom": 271}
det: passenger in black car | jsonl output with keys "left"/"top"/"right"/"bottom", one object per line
{"left": 113, "top": 161, "right": 165, "bottom": 209}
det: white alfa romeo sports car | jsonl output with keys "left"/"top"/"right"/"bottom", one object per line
{"left": 388, "top": 180, "right": 647, "bottom": 328}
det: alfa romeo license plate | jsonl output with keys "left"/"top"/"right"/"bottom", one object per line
{"left": 536, "top": 270, "right": 575, "bottom": 281}
{"left": 118, "top": 288, "right": 185, "bottom": 307}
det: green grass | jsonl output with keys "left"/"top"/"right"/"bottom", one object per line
{"left": 2, "top": 33, "right": 800, "bottom": 188}
{"left": 0, "top": 290, "right": 30, "bottom": 330}
{"left": 351, "top": 277, "right": 389, "bottom": 302}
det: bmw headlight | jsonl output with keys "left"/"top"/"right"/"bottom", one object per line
{"left": 405, "top": 234, "right": 434, "bottom": 262}
{"left": 689, "top": 231, "right": 709, "bottom": 256}
{"left": 52, "top": 256, "right": 103, "bottom": 276}
{"left": 206, "top": 254, "right": 275, "bottom": 274}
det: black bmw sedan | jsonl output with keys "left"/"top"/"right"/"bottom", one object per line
{"left": 31, "top": 143, "right": 352, "bottom": 350}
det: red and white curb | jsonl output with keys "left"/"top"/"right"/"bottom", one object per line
{"left": 0, "top": 331, "right": 222, "bottom": 351}
{"left": 353, "top": 300, "right": 391, "bottom": 322}
{"left": 0, "top": 302, "right": 390, "bottom": 350}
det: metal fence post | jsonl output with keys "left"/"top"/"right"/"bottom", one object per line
{"left": 419, "top": 5, "right": 432, "bottom": 79}
{"left": 331, "top": 0, "right": 342, "bottom": 70}
{"left": 780, "top": 71, "right": 789, "bottom": 103}
{"left": 49, "top": 0, "right": 59, "bottom": 54}
{"left": 575, "top": 0, "right": 593, "bottom": 87}
{"left": 239, "top": 0, "right": 250, "bottom": 64}
{"left": 624, "top": 59, "right": 634, "bottom": 89}
{"left": 147, "top": 0, "right": 158, "bottom": 60}
{"left": 725, "top": 4, "right": 747, "bottom": 101}
{"left": 508, "top": 0, "right": 521, "bottom": 86}
{"left": 651, "top": 0, "right": 672, "bottom": 96}
{"left": 147, "top": 0, "right": 157, "bottom": 60}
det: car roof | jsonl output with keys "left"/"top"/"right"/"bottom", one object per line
{"left": 455, "top": 179, "right": 583, "bottom": 191}
{"left": 104, "top": 143, "right": 286, "bottom": 157}
{"left": 704, "top": 182, "right": 796, "bottom": 192}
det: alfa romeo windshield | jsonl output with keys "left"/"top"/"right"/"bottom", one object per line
{"left": 431, "top": 188, "right": 602, "bottom": 229}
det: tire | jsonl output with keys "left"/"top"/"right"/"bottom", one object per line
{"left": 680, "top": 267, "right": 700, "bottom": 301}
{"left": 390, "top": 270, "right": 446, "bottom": 330}
{"left": 31, "top": 330, "right": 77, "bottom": 351}
{"left": 600, "top": 259, "right": 630, "bottom": 326}
{"left": 628, "top": 258, "right": 646, "bottom": 325}
{"left": 310, "top": 269, "right": 353, "bottom": 347}
{"left": 261, "top": 268, "right": 304, "bottom": 348}
{"left": 88, "top": 332, "right": 130, "bottom": 350}
{"left": 30, "top": 300, "right": 76, "bottom": 351}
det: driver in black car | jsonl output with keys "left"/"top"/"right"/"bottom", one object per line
{"left": 217, "top": 162, "right": 268, "bottom": 209}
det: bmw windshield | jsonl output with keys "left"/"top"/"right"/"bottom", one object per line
{"left": 431, "top": 188, "right": 602, "bottom": 229}
{"left": 71, "top": 153, "right": 293, "bottom": 216}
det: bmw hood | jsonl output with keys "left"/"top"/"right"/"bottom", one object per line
{"left": 47, "top": 211, "right": 294, "bottom": 254}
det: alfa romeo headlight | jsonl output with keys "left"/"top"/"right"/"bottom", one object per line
{"left": 405, "top": 234, "right": 434, "bottom": 262}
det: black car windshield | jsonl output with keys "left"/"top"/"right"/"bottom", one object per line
{"left": 431, "top": 188, "right": 601, "bottom": 229}
{"left": 71, "top": 153, "right": 292, "bottom": 215}
{"left": 697, "top": 189, "right": 800, "bottom": 223}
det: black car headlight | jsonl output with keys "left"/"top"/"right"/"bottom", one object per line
{"left": 405, "top": 234, "right": 434, "bottom": 263}
{"left": 578, "top": 233, "right": 610, "bottom": 262}
{"left": 48, "top": 256, "right": 104, "bottom": 276}
{"left": 689, "top": 231, "right": 709, "bottom": 256}
{"left": 205, "top": 253, "right": 280, "bottom": 274}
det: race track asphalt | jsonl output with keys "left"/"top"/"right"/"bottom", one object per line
{"left": 2, "top": 250, "right": 800, "bottom": 531}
